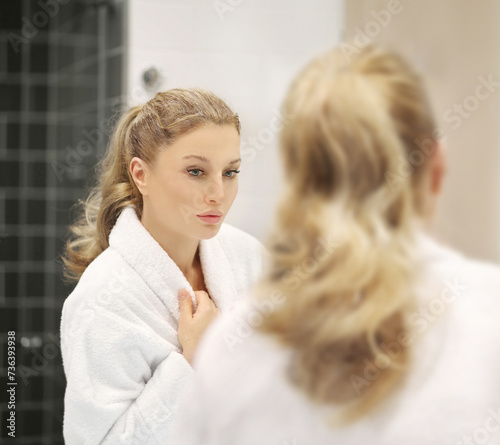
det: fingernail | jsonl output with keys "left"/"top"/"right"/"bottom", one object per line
{"left": 179, "top": 289, "right": 188, "bottom": 299}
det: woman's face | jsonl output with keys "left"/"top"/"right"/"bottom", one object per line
{"left": 134, "top": 124, "right": 241, "bottom": 241}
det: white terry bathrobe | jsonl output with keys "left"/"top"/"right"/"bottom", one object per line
{"left": 171, "top": 232, "right": 500, "bottom": 445}
{"left": 60, "top": 206, "right": 266, "bottom": 444}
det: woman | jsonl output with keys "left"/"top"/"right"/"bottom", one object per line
{"left": 171, "top": 47, "right": 500, "bottom": 444}
{"left": 60, "top": 88, "right": 266, "bottom": 444}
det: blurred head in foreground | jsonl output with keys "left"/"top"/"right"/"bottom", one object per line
{"left": 257, "top": 45, "right": 446, "bottom": 422}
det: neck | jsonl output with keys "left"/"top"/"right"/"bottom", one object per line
{"left": 140, "top": 206, "right": 200, "bottom": 277}
{"left": 417, "top": 194, "right": 438, "bottom": 234}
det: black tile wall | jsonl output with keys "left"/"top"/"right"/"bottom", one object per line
{"left": 23, "top": 375, "right": 45, "bottom": 402}
{"left": 106, "top": 3, "right": 125, "bottom": 51}
{"left": 26, "top": 162, "right": 48, "bottom": 187}
{"left": 5, "top": 272, "right": 19, "bottom": 298}
{"left": 53, "top": 200, "right": 76, "bottom": 227}
{"left": 0, "top": 307, "right": 18, "bottom": 330}
{"left": 0, "top": 161, "right": 20, "bottom": 186}
{"left": 25, "top": 236, "right": 46, "bottom": 261}
{"left": 28, "top": 123, "right": 48, "bottom": 149}
{"left": 26, "top": 274, "right": 45, "bottom": 298}
{"left": 0, "top": 235, "right": 19, "bottom": 261}
{"left": 30, "top": 85, "right": 49, "bottom": 112}
{"left": 0, "top": 1, "right": 22, "bottom": 30}
{"left": 24, "top": 307, "right": 46, "bottom": 331}
{"left": 19, "top": 408, "right": 44, "bottom": 438}
{"left": 7, "top": 121, "right": 21, "bottom": 147}
{"left": 0, "top": 0, "right": 126, "bottom": 443}
{"left": 27, "top": 199, "right": 46, "bottom": 224}
{"left": 106, "top": 53, "right": 123, "bottom": 98}
{"left": 7, "top": 42, "right": 22, "bottom": 72}
{"left": 0, "top": 84, "right": 21, "bottom": 111}
{"left": 5, "top": 198, "right": 20, "bottom": 224}
{"left": 30, "top": 42, "right": 49, "bottom": 73}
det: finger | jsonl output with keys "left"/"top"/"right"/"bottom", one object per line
{"left": 193, "top": 290, "right": 212, "bottom": 307}
{"left": 178, "top": 288, "right": 194, "bottom": 319}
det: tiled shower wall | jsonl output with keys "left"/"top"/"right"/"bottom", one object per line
{"left": 0, "top": 0, "right": 125, "bottom": 442}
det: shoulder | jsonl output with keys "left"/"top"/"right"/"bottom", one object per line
{"left": 453, "top": 255, "right": 500, "bottom": 317}
{"left": 61, "top": 247, "right": 156, "bottom": 334}
{"left": 60, "top": 247, "right": 175, "bottom": 364}
{"left": 418, "top": 232, "right": 500, "bottom": 291}
{"left": 65, "top": 248, "right": 141, "bottom": 304}
{"left": 417, "top": 233, "right": 500, "bottom": 327}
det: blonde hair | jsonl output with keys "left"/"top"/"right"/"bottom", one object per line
{"left": 256, "top": 46, "right": 438, "bottom": 422}
{"left": 64, "top": 88, "right": 240, "bottom": 281}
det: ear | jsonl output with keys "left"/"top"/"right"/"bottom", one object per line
{"left": 130, "top": 157, "right": 149, "bottom": 195}
{"left": 429, "top": 142, "right": 446, "bottom": 196}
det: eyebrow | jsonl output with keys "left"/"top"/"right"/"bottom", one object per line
{"left": 183, "top": 155, "right": 241, "bottom": 164}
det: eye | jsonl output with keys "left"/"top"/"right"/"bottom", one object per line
{"left": 224, "top": 169, "right": 241, "bottom": 178}
{"left": 187, "top": 168, "right": 203, "bottom": 177}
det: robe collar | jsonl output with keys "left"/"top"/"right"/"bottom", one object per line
{"left": 108, "top": 206, "right": 238, "bottom": 320}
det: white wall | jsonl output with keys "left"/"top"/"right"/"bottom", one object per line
{"left": 125, "top": 0, "right": 345, "bottom": 241}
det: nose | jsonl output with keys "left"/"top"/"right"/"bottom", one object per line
{"left": 204, "top": 178, "right": 225, "bottom": 205}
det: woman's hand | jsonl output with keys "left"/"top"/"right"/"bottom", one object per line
{"left": 177, "top": 289, "right": 221, "bottom": 365}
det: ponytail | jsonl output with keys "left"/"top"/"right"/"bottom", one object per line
{"left": 63, "top": 105, "right": 142, "bottom": 281}
{"left": 256, "top": 46, "right": 436, "bottom": 423}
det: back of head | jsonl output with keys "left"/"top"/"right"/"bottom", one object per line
{"left": 63, "top": 88, "right": 240, "bottom": 281}
{"left": 280, "top": 45, "right": 436, "bottom": 210}
{"left": 257, "top": 46, "right": 438, "bottom": 422}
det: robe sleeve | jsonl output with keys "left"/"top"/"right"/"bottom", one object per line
{"left": 61, "top": 301, "right": 194, "bottom": 445}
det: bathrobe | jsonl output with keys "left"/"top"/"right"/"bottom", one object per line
{"left": 60, "top": 206, "right": 266, "bottom": 445}
{"left": 171, "top": 232, "right": 500, "bottom": 445}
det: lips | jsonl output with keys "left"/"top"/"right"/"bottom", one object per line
{"left": 197, "top": 211, "right": 223, "bottom": 224}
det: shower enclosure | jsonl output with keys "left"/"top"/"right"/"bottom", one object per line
{"left": 1, "top": 0, "right": 126, "bottom": 442}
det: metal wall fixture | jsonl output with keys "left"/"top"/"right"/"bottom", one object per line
{"left": 142, "top": 67, "right": 164, "bottom": 91}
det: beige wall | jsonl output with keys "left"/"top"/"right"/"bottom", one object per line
{"left": 345, "top": 0, "right": 500, "bottom": 263}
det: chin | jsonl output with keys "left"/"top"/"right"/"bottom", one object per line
{"left": 198, "top": 224, "right": 222, "bottom": 240}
